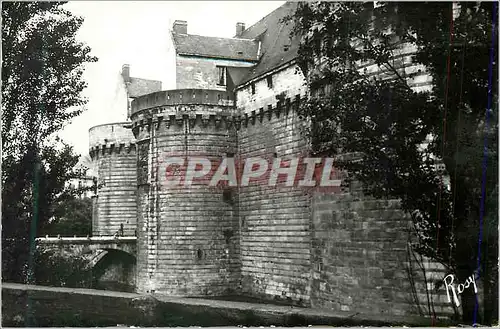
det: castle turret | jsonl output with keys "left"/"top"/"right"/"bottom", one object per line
{"left": 130, "top": 89, "right": 239, "bottom": 295}
{"left": 89, "top": 122, "right": 137, "bottom": 236}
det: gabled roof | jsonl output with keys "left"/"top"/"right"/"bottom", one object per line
{"left": 172, "top": 33, "right": 260, "bottom": 62}
{"left": 126, "top": 77, "right": 162, "bottom": 98}
{"left": 236, "top": 2, "right": 300, "bottom": 86}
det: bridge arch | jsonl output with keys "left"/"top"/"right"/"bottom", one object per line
{"left": 91, "top": 249, "right": 136, "bottom": 292}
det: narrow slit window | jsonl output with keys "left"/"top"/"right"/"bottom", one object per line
{"left": 251, "top": 83, "right": 255, "bottom": 95}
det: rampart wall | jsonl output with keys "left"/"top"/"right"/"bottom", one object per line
{"left": 235, "top": 65, "right": 312, "bottom": 305}
{"left": 233, "top": 61, "right": 453, "bottom": 319}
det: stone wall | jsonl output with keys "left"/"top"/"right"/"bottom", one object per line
{"left": 2, "top": 284, "right": 161, "bottom": 327}
{"left": 309, "top": 187, "right": 454, "bottom": 319}
{"left": 233, "top": 62, "right": 454, "bottom": 319}
{"left": 89, "top": 123, "right": 137, "bottom": 236}
{"left": 235, "top": 64, "right": 312, "bottom": 305}
{"left": 3, "top": 283, "right": 446, "bottom": 327}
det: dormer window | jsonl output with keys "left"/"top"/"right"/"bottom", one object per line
{"left": 217, "top": 66, "right": 227, "bottom": 86}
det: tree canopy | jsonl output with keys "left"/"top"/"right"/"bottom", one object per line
{"left": 288, "top": 1, "right": 497, "bottom": 324}
{"left": 2, "top": 1, "right": 97, "bottom": 283}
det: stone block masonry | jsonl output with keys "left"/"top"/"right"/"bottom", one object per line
{"left": 236, "top": 74, "right": 311, "bottom": 305}
{"left": 310, "top": 191, "right": 437, "bottom": 317}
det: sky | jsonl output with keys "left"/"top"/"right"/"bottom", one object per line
{"left": 59, "top": 1, "right": 286, "bottom": 156}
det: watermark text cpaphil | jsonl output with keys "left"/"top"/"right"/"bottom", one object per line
{"left": 157, "top": 155, "right": 343, "bottom": 189}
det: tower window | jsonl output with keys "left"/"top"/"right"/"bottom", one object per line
{"left": 217, "top": 66, "right": 226, "bottom": 86}
{"left": 267, "top": 75, "right": 273, "bottom": 89}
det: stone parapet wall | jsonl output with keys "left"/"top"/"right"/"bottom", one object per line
{"left": 131, "top": 89, "right": 235, "bottom": 116}
{"left": 89, "top": 122, "right": 135, "bottom": 150}
{"left": 3, "top": 283, "right": 449, "bottom": 327}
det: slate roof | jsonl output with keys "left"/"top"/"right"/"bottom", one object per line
{"left": 126, "top": 77, "right": 162, "bottom": 98}
{"left": 172, "top": 33, "right": 260, "bottom": 61}
{"left": 236, "top": 2, "right": 300, "bottom": 86}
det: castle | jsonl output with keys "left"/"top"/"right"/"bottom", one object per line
{"left": 41, "top": 2, "right": 457, "bottom": 320}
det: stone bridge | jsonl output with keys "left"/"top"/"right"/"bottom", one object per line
{"left": 35, "top": 236, "right": 137, "bottom": 269}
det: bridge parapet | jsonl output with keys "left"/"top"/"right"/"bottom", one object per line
{"left": 36, "top": 236, "right": 137, "bottom": 256}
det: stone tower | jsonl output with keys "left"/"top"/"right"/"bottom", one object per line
{"left": 89, "top": 122, "right": 137, "bottom": 236}
{"left": 130, "top": 89, "right": 240, "bottom": 295}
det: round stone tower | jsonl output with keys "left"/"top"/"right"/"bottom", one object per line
{"left": 89, "top": 122, "right": 137, "bottom": 236}
{"left": 130, "top": 89, "right": 239, "bottom": 295}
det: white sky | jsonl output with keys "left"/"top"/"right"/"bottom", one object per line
{"left": 59, "top": 1, "right": 285, "bottom": 156}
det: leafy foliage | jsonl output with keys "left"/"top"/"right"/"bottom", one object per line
{"left": 45, "top": 197, "right": 93, "bottom": 237}
{"left": 26, "top": 248, "right": 93, "bottom": 288}
{"left": 288, "top": 1, "right": 497, "bottom": 324}
{"left": 2, "top": 2, "right": 96, "bottom": 156}
{"left": 2, "top": 2, "right": 97, "bottom": 284}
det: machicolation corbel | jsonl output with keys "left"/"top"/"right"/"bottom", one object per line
{"left": 226, "top": 116, "right": 235, "bottom": 129}
{"left": 132, "top": 126, "right": 139, "bottom": 139}
{"left": 295, "top": 94, "right": 301, "bottom": 108}
{"left": 155, "top": 116, "right": 163, "bottom": 130}
{"left": 243, "top": 114, "right": 249, "bottom": 128}
{"left": 274, "top": 103, "right": 281, "bottom": 118}
{"left": 285, "top": 98, "right": 291, "bottom": 115}
{"left": 214, "top": 116, "right": 222, "bottom": 129}
{"left": 168, "top": 115, "right": 176, "bottom": 128}
{"left": 175, "top": 114, "right": 183, "bottom": 127}
{"left": 189, "top": 114, "right": 196, "bottom": 128}
{"left": 201, "top": 114, "right": 210, "bottom": 127}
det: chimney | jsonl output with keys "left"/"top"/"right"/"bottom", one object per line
{"left": 236, "top": 22, "right": 245, "bottom": 37}
{"left": 122, "top": 64, "right": 130, "bottom": 83}
{"left": 173, "top": 20, "right": 187, "bottom": 34}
